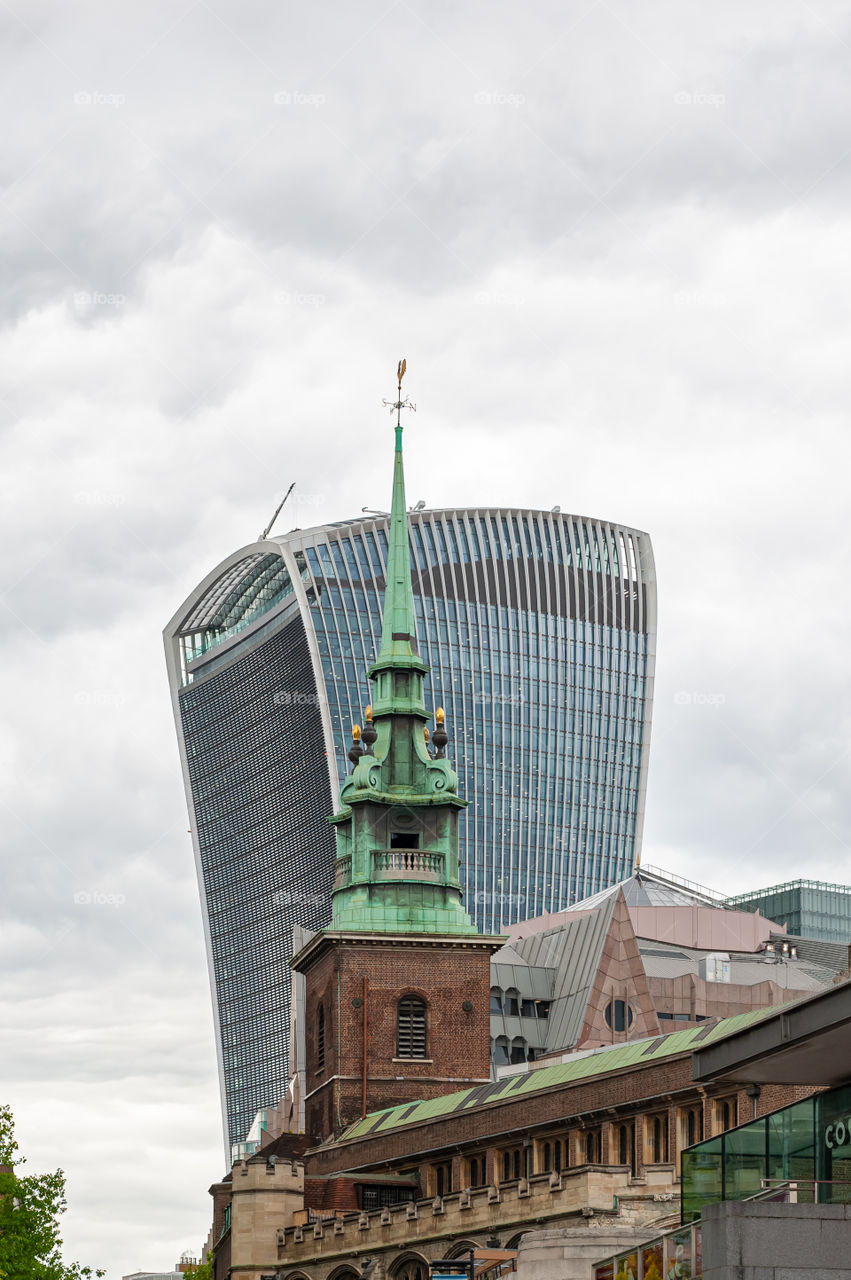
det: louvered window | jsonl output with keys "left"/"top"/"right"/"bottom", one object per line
{"left": 396, "top": 996, "right": 427, "bottom": 1058}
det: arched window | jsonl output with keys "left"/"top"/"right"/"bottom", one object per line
{"left": 489, "top": 986, "right": 504, "bottom": 1014}
{"left": 397, "top": 996, "right": 427, "bottom": 1058}
{"left": 502, "top": 1151, "right": 510, "bottom": 1181}
{"left": 542, "top": 1142, "right": 551, "bottom": 1172}
{"left": 554, "top": 1140, "right": 563, "bottom": 1172}
{"left": 653, "top": 1115, "right": 669, "bottom": 1163}
{"left": 317, "top": 1005, "right": 325, "bottom": 1072}
{"left": 505, "top": 988, "right": 520, "bottom": 1016}
{"left": 512, "top": 1149, "right": 521, "bottom": 1180}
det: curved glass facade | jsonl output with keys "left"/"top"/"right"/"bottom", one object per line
{"left": 164, "top": 507, "right": 656, "bottom": 1154}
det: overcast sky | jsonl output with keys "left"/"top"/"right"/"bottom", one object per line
{"left": 2, "top": 0, "right": 851, "bottom": 1273}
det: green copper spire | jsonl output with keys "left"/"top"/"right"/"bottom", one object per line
{"left": 370, "top": 358, "right": 428, "bottom": 693}
{"left": 327, "top": 361, "right": 476, "bottom": 936}
{"left": 374, "top": 415, "right": 420, "bottom": 668}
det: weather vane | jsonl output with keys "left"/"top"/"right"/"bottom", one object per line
{"left": 382, "top": 357, "right": 417, "bottom": 427}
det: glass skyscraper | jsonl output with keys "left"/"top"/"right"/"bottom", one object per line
{"left": 164, "top": 506, "right": 657, "bottom": 1153}
{"left": 727, "top": 879, "right": 851, "bottom": 944}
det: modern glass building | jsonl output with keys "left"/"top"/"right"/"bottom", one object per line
{"left": 726, "top": 880, "right": 851, "bottom": 944}
{"left": 164, "top": 506, "right": 656, "bottom": 1153}
{"left": 681, "top": 1082, "right": 851, "bottom": 1223}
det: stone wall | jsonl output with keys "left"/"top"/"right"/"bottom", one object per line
{"left": 229, "top": 1156, "right": 305, "bottom": 1273}
{"left": 275, "top": 1168, "right": 680, "bottom": 1280}
{"left": 701, "top": 1200, "right": 851, "bottom": 1279}
{"left": 515, "top": 1226, "right": 673, "bottom": 1280}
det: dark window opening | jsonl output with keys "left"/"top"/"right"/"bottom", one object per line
{"left": 585, "top": 1128, "right": 601, "bottom": 1163}
{"left": 504, "top": 988, "right": 520, "bottom": 1016}
{"left": 652, "top": 1115, "right": 669, "bottom": 1163}
{"left": 684, "top": 1105, "right": 704, "bottom": 1147}
{"left": 435, "top": 1162, "right": 452, "bottom": 1197}
{"left": 361, "top": 1185, "right": 415, "bottom": 1211}
{"left": 317, "top": 1005, "right": 325, "bottom": 1072}
{"left": 604, "top": 999, "right": 634, "bottom": 1032}
{"left": 618, "top": 1123, "right": 638, "bottom": 1176}
{"left": 491, "top": 1035, "right": 509, "bottom": 1066}
{"left": 490, "top": 987, "right": 504, "bottom": 1014}
{"left": 391, "top": 832, "right": 420, "bottom": 849}
{"left": 510, "top": 1036, "right": 527, "bottom": 1064}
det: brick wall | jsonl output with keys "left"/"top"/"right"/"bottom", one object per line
{"left": 301, "top": 934, "right": 494, "bottom": 1141}
{"left": 304, "top": 1050, "right": 820, "bottom": 1178}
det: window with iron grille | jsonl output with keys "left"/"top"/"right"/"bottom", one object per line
{"left": 396, "top": 996, "right": 427, "bottom": 1058}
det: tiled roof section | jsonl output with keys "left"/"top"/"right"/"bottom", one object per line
{"left": 339, "top": 1007, "right": 777, "bottom": 1142}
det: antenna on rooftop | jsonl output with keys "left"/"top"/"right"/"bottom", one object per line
{"left": 259, "top": 481, "right": 296, "bottom": 541}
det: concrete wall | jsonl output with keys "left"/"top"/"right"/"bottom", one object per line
{"left": 701, "top": 1200, "right": 851, "bottom": 1279}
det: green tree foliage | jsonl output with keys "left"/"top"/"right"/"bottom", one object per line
{"left": 0, "top": 1104, "right": 104, "bottom": 1280}
{"left": 182, "top": 1258, "right": 212, "bottom": 1280}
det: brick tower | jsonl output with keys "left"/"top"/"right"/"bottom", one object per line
{"left": 292, "top": 363, "right": 502, "bottom": 1143}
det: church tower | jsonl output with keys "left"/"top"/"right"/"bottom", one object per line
{"left": 292, "top": 364, "right": 502, "bottom": 1143}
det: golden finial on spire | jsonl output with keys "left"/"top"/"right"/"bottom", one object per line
{"left": 435, "top": 707, "right": 445, "bottom": 724}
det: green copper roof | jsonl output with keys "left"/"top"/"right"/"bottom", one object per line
{"left": 370, "top": 422, "right": 427, "bottom": 678}
{"left": 338, "top": 1006, "right": 779, "bottom": 1141}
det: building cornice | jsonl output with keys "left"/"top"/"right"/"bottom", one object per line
{"left": 291, "top": 929, "right": 505, "bottom": 972}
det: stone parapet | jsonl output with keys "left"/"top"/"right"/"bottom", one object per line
{"left": 275, "top": 1167, "right": 679, "bottom": 1276}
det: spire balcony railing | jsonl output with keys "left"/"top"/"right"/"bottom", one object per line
{"left": 333, "top": 855, "right": 352, "bottom": 889}
{"left": 373, "top": 849, "right": 444, "bottom": 881}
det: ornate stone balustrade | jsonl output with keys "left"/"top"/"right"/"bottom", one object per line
{"left": 372, "top": 849, "right": 444, "bottom": 880}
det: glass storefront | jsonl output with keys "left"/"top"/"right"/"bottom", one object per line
{"left": 682, "top": 1082, "right": 851, "bottom": 1223}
